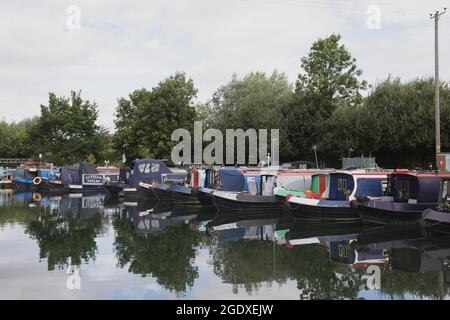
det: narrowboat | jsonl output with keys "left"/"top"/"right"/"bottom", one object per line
{"left": 0, "top": 169, "right": 14, "bottom": 189}
{"left": 59, "top": 162, "right": 119, "bottom": 193}
{"left": 13, "top": 168, "right": 60, "bottom": 190}
{"left": 421, "top": 177, "right": 450, "bottom": 234}
{"left": 274, "top": 171, "right": 330, "bottom": 206}
{"left": 169, "top": 166, "right": 207, "bottom": 206}
{"left": 138, "top": 164, "right": 187, "bottom": 202}
{"left": 105, "top": 159, "right": 179, "bottom": 199}
{"left": 211, "top": 173, "right": 281, "bottom": 213}
{"left": 359, "top": 171, "right": 450, "bottom": 225}
{"left": 287, "top": 171, "right": 389, "bottom": 222}
{"left": 195, "top": 167, "right": 247, "bottom": 208}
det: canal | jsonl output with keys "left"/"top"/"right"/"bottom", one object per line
{"left": 0, "top": 190, "right": 449, "bottom": 300}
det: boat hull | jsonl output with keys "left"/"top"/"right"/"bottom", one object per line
{"left": 154, "top": 184, "right": 173, "bottom": 202}
{"left": 170, "top": 185, "right": 201, "bottom": 206}
{"left": 289, "top": 202, "right": 359, "bottom": 222}
{"left": 421, "top": 209, "right": 450, "bottom": 235}
{"left": 138, "top": 185, "right": 158, "bottom": 201}
{"left": 66, "top": 184, "right": 106, "bottom": 193}
{"left": 359, "top": 201, "right": 435, "bottom": 225}
{"left": 13, "top": 178, "right": 36, "bottom": 190}
{"left": 197, "top": 189, "right": 215, "bottom": 207}
{"left": 212, "top": 191, "right": 281, "bottom": 213}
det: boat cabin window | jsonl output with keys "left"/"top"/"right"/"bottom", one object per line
{"left": 138, "top": 163, "right": 160, "bottom": 174}
{"left": 337, "top": 179, "right": 347, "bottom": 191}
{"left": 138, "top": 163, "right": 147, "bottom": 173}
{"left": 381, "top": 181, "right": 388, "bottom": 195}
{"left": 397, "top": 179, "right": 410, "bottom": 200}
{"left": 151, "top": 163, "right": 160, "bottom": 173}
{"left": 440, "top": 180, "right": 450, "bottom": 210}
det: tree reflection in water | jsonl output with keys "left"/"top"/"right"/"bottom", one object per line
{"left": 24, "top": 194, "right": 107, "bottom": 271}
{"left": 113, "top": 205, "right": 204, "bottom": 296}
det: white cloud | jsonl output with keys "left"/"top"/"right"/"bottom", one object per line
{"left": 0, "top": 0, "right": 448, "bottom": 129}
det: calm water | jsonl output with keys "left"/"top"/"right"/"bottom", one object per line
{"left": 0, "top": 189, "right": 449, "bottom": 300}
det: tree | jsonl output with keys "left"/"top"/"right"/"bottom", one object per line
{"left": 114, "top": 72, "right": 198, "bottom": 163}
{"left": 284, "top": 34, "right": 367, "bottom": 161}
{"left": 209, "top": 71, "right": 292, "bottom": 130}
{"left": 208, "top": 71, "right": 293, "bottom": 161}
{"left": 36, "top": 91, "right": 102, "bottom": 165}
{"left": 113, "top": 215, "right": 201, "bottom": 295}
{"left": 320, "top": 77, "right": 450, "bottom": 168}
{"left": 0, "top": 117, "right": 39, "bottom": 159}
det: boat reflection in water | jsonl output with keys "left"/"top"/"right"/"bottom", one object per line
{"left": 12, "top": 192, "right": 109, "bottom": 271}
{"left": 2, "top": 190, "right": 450, "bottom": 299}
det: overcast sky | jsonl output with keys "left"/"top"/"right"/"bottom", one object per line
{"left": 1, "top": 0, "right": 449, "bottom": 129}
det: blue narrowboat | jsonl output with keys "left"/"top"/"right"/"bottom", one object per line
{"left": 287, "top": 171, "right": 388, "bottom": 222}
{"left": 421, "top": 177, "right": 450, "bottom": 234}
{"left": 360, "top": 171, "right": 450, "bottom": 225}
{"left": 105, "top": 159, "right": 177, "bottom": 199}
{"left": 13, "top": 168, "right": 59, "bottom": 190}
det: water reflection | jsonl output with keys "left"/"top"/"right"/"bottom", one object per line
{"left": 113, "top": 203, "right": 205, "bottom": 296}
{"left": 1, "top": 190, "right": 450, "bottom": 299}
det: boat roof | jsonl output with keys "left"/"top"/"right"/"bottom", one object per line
{"left": 390, "top": 171, "right": 450, "bottom": 178}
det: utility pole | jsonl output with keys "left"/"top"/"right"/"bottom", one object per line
{"left": 431, "top": 8, "right": 447, "bottom": 168}
{"left": 312, "top": 145, "right": 319, "bottom": 169}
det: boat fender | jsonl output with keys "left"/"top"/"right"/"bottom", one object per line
{"left": 32, "top": 193, "right": 42, "bottom": 202}
{"left": 349, "top": 200, "right": 360, "bottom": 209}
{"left": 33, "top": 177, "right": 42, "bottom": 186}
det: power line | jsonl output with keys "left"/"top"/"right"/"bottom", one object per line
{"left": 237, "top": 0, "right": 448, "bottom": 15}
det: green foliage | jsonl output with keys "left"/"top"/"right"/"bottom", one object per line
{"left": 209, "top": 71, "right": 292, "bottom": 130}
{"left": 114, "top": 72, "right": 198, "bottom": 163}
{"left": 25, "top": 205, "right": 107, "bottom": 270}
{"left": 0, "top": 117, "right": 39, "bottom": 159}
{"left": 1, "top": 34, "right": 450, "bottom": 169}
{"left": 36, "top": 91, "right": 104, "bottom": 165}
{"left": 208, "top": 71, "right": 293, "bottom": 160}
{"left": 283, "top": 34, "right": 367, "bottom": 161}
{"left": 296, "top": 34, "right": 367, "bottom": 108}
{"left": 113, "top": 216, "right": 201, "bottom": 295}
{"left": 320, "top": 77, "right": 450, "bottom": 167}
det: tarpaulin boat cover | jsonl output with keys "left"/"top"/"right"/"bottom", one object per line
{"left": 276, "top": 175, "right": 312, "bottom": 192}
{"left": 218, "top": 168, "right": 245, "bottom": 191}
{"left": 60, "top": 162, "right": 98, "bottom": 185}
{"left": 128, "top": 159, "right": 172, "bottom": 188}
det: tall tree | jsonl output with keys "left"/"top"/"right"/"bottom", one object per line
{"left": 0, "top": 117, "right": 39, "bottom": 159}
{"left": 320, "top": 77, "right": 450, "bottom": 168}
{"left": 284, "top": 34, "right": 367, "bottom": 161}
{"left": 114, "top": 72, "right": 198, "bottom": 163}
{"left": 208, "top": 71, "right": 293, "bottom": 161}
{"left": 36, "top": 91, "right": 101, "bottom": 165}
{"left": 209, "top": 71, "right": 292, "bottom": 130}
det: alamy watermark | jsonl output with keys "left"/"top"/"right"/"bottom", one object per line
{"left": 66, "top": 265, "right": 81, "bottom": 290}
{"left": 66, "top": 5, "right": 81, "bottom": 30}
{"left": 171, "top": 121, "right": 279, "bottom": 166}
{"left": 362, "top": 265, "right": 381, "bottom": 290}
{"left": 367, "top": 5, "right": 381, "bottom": 30}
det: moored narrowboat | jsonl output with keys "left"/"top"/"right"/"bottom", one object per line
{"left": 60, "top": 162, "right": 119, "bottom": 193}
{"left": 196, "top": 167, "right": 247, "bottom": 208}
{"left": 421, "top": 177, "right": 450, "bottom": 234}
{"left": 360, "top": 171, "right": 450, "bottom": 225}
{"left": 105, "top": 159, "right": 175, "bottom": 198}
{"left": 0, "top": 169, "right": 14, "bottom": 189}
{"left": 211, "top": 173, "right": 281, "bottom": 213}
{"left": 287, "top": 171, "right": 388, "bottom": 222}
